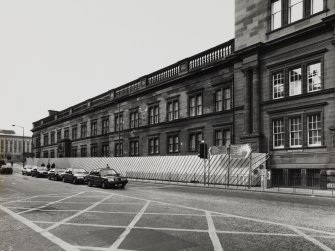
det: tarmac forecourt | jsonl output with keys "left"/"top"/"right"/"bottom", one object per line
{"left": 0, "top": 183, "right": 335, "bottom": 251}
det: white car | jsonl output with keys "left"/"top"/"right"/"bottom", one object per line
{"left": 25, "top": 165, "right": 34, "bottom": 176}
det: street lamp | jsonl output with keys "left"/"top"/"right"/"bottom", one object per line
{"left": 12, "top": 124, "right": 24, "bottom": 167}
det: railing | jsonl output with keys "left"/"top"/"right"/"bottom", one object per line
{"left": 272, "top": 175, "right": 335, "bottom": 191}
{"left": 32, "top": 40, "right": 235, "bottom": 129}
{"left": 189, "top": 40, "right": 234, "bottom": 70}
{"left": 91, "top": 94, "right": 110, "bottom": 107}
{"left": 115, "top": 79, "right": 144, "bottom": 97}
{"left": 147, "top": 64, "right": 180, "bottom": 86}
{"left": 72, "top": 103, "right": 88, "bottom": 114}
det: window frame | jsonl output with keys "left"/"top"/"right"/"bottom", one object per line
{"left": 188, "top": 93, "right": 203, "bottom": 117}
{"left": 102, "top": 117, "right": 109, "bottom": 135}
{"left": 307, "top": 113, "right": 322, "bottom": 147}
{"left": 167, "top": 134, "right": 180, "bottom": 153}
{"left": 148, "top": 136, "right": 160, "bottom": 155}
{"left": 272, "top": 118, "right": 285, "bottom": 149}
{"left": 91, "top": 120, "right": 97, "bottom": 137}
{"left": 188, "top": 131, "right": 203, "bottom": 152}
{"left": 130, "top": 139, "right": 139, "bottom": 156}
{"left": 167, "top": 100, "right": 179, "bottom": 121}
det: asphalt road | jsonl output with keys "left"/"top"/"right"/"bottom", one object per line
{"left": 0, "top": 164, "right": 335, "bottom": 251}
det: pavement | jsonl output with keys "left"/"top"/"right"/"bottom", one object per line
{"left": 0, "top": 164, "right": 334, "bottom": 251}
{"left": 127, "top": 178, "right": 335, "bottom": 198}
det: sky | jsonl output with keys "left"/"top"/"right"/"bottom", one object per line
{"left": 0, "top": 0, "right": 235, "bottom": 137}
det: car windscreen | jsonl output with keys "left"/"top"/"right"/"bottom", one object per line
{"left": 73, "top": 169, "right": 88, "bottom": 174}
{"left": 100, "top": 169, "right": 119, "bottom": 176}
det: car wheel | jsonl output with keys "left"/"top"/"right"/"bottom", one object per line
{"left": 101, "top": 182, "right": 107, "bottom": 189}
{"left": 62, "top": 177, "right": 66, "bottom": 183}
{"left": 88, "top": 180, "right": 92, "bottom": 187}
{"left": 48, "top": 176, "right": 51, "bottom": 180}
{"left": 121, "top": 185, "right": 125, "bottom": 189}
{"left": 73, "top": 178, "right": 76, "bottom": 184}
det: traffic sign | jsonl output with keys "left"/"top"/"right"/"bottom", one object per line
{"left": 209, "top": 146, "right": 228, "bottom": 155}
{"left": 230, "top": 144, "right": 252, "bottom": 159}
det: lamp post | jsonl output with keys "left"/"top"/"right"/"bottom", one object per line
{"left": 12, "top": 124, "right": 24, "bottom": 167}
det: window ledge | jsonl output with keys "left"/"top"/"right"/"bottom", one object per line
{"left": 270, "top": 145, "right": 327, "bottom": 151}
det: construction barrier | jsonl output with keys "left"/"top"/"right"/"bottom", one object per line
{"left": 26, "top": 153, "right": 267, "bottom": 187}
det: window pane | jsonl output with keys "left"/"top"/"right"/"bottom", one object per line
{"left": 311, "top": 0, "right": 323, "bottom": 14}
{"left": 307, "top": 63, "right": 321, "bottom": 92}
{"left": 289, "top": 0, "right": 303, "bottom": 23}
{"left": 273, "top": 73, "right": 284, "bottom": 99}
{"left": 197, "top": 95, "right": 202, "bottom": 115}
{"left": 290, "top": 117, "right": 302, "bottom": 147}
{"left": 289, "top": 68, "right": 302, "bottom": 96}
{"left": 308, "top": 114, "right": 321, "bottom": 146}
{"left": 271, "top": 0, "right": 282, "bottom": 30}
{"left": 215, "top": 90, "right": 223, "bottom": 112}
{"left": 273, "top": 119, "right": 285, "bottom": 148}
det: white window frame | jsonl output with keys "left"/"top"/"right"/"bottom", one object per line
{"left": 289, "top": 68, "right": 302, "bottom": 96}
{"left": 273, "top": 72, "right": 285, "bottom": 99}
{"left": 289, "top": 0, "right": 304, "bottom": 23}
{"left": 273, "top": 119, "right": 285, "bottom": 149}
{"left": 271, "top": 0, "right": 282, "bottom": 30}
{"left": 308, "top": 114, "right": 322, "bottom": 146}
{"left": 307, "top": 62, "right": 321, "bottom": 93}
{"left": 289, "top": 117, "right": 302, "bottom": 148}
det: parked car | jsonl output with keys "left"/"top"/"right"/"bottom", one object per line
{"left": 31, "top": 166, "right": 49, "bottom": 178}
{"left": 25, "top": 165, "right": 34, "bottom": 176}
{"left": 86, "top": 168, "right": 128, "bottom": 189}
{"left": 62, "top": 168, "right": 88, "bottom": 184}
{"left": 0, "top": 164, "right": 13, "bottom": 174}
{"left": 22, "top": 165, "right": 27, "bottom": 175}
{"left": 0, "top": 159, "right": 6, "bottom": 167}
{"left": 48, "top": 168, "right": 66, "bottom": 181}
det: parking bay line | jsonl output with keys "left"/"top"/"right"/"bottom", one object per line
{"left": 45, "top": 194, "right": 115, "bottom": 231}
{"left": 206, "top": 211, "right": 224, "bottom": 251}
{"left": 108, "top": 200, "right": 151, "bottom": 250}
{"left": 18, "top": 191, "right": 85, "bottom": 215}
{"left": 0, "top": 205, "right": 80, "bottom": 251}
{"left": 97, "top": 190, "right": 335, "bottom": 250}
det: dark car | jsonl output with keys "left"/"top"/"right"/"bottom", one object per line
{"left": 0, "top": 164, "right": 13, "bottom": 174}
{"left": 31, "top": 166, "right": 49, "bottom": 178}
{"left": 86, "top": 168, "right": 128, "bottom": 189}
{"left": 48, "top": 168, "right": 66, "bottom": 181}
{"left": 62, "top": 168, "right": 88, "bottom": 184}
{"left": 0, "top": 159, "right": 6, "bottom": 167}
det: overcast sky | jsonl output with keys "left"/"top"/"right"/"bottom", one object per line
{"left": 0, "top": 0, "right": 235, "bottom": 137}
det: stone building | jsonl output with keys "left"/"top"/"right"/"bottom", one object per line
{"left": 0, "top": 130, "right": 32, "bottom": 161}
{"left": 32, "top": 0, "right": 335, "bottom": 184}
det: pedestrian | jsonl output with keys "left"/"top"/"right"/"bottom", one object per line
{"left": 11, "top": 161, "right": 13, "bottom": 167}
{"left": 106, "top": 164, "right": 110, "bottom": 169}
{"left": 51, "top": 163, "right": 55, "bottom": 169}
{"left": 47, "top": 162, "right": 51, "bottom": 170}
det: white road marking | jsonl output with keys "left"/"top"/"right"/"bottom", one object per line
{"left": 45, "top": 194, "right": 114, "bottom": 231}
{"left": 5, "top": 188, "right": 17, "bottom": 192}
{"left": 288, "top": 226, "right": 334, "bottom": 251}
{"left": 18, "top": 192, "right": 85, "bottom": 214}
{"left": 0, "top": 205, "right": 79, "bottom": 251}
{"left": 97, "top": 190, "right": 335, "bottom": 249}
{"left": 206, "top": 211, "right": 224, "bottom": 251}
{"left": 109, "top": 200, "right": 151, "bottom": 250}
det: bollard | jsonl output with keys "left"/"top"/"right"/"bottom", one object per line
{"left": 278, "top": 176, "right": 279, "bottom": 192}
{"left": 312, "top": 178, "right": 314, "bottom": 195}
{"left": 263, "top": 175, "right": 265, "bottom": 191}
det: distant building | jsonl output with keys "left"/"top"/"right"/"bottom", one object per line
{"left": 32, "top": 1, "right": 335, "bottom": 184}
{"left": 0, "top": 130, "right": 32, "bottom": 161}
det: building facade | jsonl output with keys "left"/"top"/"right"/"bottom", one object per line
{"left": 0, "top": 130, "right": 32, "bottom": 161}
{"left": 32, "top": 0, "right": 335, "bottom": 183}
